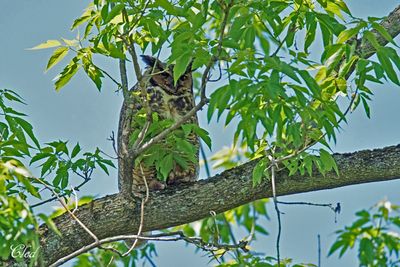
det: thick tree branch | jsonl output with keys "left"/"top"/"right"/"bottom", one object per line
{"left": 5, "top": 4, "right": 398, "bottom": 267}
{"left": 27, "top": 144, "right": 400, "bottom": 266}
{"left": 361, "top": 5, "right": 400, "bottom": 57}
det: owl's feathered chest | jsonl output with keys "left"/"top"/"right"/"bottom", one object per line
{"left": 148, "top": 86, "right": 195, "bottom": 120}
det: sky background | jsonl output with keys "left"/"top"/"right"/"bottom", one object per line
{"left": 1, "top": 1, "right": 400, "bottom": 266}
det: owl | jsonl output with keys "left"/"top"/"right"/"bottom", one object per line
{"left": 123, "top": 55, "right": 199, "bottom": 196}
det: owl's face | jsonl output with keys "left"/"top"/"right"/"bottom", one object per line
{"left": 141, "top": 55, "right": 193, "bottom": 95}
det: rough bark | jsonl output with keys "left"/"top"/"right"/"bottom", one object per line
{"left": 33, "top": 144, "right": 400, "bottom": 265}
{"left": 361, "top": 5, "right": 400, "bottom": 57}
{"left": 117, "top": 98, "right": 135, "bottom": 195}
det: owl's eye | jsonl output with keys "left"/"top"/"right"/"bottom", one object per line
{"left": 161, "top": 72, "right": 170, "bottom": 78}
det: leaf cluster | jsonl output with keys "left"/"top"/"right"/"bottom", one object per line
{"left": 0, "top": 89, "right": 115, "bottom": 263}
{"left": 329, "top": 201, "right": 400, "bottom": 266}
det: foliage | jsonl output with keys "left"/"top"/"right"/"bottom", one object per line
{"left": 33, "top": 0, "right": 400, "bottom": 183}
{"left": 215, "top": 255, "right": 317, "bottom": 267}
{"left": 0, "top": 89, "right": 114, "bottom": 264}
{"left": 1, "top": 0, "right": 400, "bottom": 265}
{"left": 329, "top": 200, "right": 400, "bottom": 267}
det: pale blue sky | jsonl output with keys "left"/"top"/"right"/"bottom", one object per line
{"left": 1, "top": 1, "right": 400, "bottom": 266}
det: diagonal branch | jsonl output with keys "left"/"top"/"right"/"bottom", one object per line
{"left": 360, "top": 5, "right": 400, "bottom": 57}
{"left": 16, "top": 144, "right": 400, "bottom": 266}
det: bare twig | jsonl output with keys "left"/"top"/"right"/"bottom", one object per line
{"left": 107, "top": 131, "right": 120, "bottom": 158}
{"left": 50, "top": 231, "right": 248, "bottom": 266}
{"left": 31, "top": 177, "right": 91, "bottom": 208}
{"left": 99, "top": 148, "right": 118, "bottom": 160}
{"left": 208, "top": 62, "right": 223, "bottom": 82}
{"left": 221, "top": 214, "right": 241, "bottom": 260}
{"left": 33, "top": 178, "right": 99, "bottom": 250}
{"left": 268, "top": 156, "right": 281, "bottom": 265}
{"left": 317, "top": 234, "right": 321, "bottom": 267}
{"left": 122, "top": 36, "right": 143, "bottom": 83}
{"left": 276, "top": 200, "right": 338, "bottom": 211}
{"left": 128, "top": 50, "right": 162, "bottom": 152}
{"left": 200, "top": 142, "right": 211, "bottom": 178}
{"left": 96, "top": 66, "right": 123, "bottom": 90}
{"left": 71, "top": 186, "right": 79, "bottom": 214}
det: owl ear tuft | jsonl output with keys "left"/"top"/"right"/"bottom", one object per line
{"left": 141, "top": 55, "right": 165, "bottom": 70}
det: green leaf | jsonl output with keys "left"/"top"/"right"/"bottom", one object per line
{"left": 98, "top": 159, "right": 115, "bottom": 168}
{"left": 359, "top": 238, "right": 375, "bottom": 263}
{"left": 173, "top": 154, "right": 188, "bottom": 169}
{"left": 255, "top": 224, "right": 269, "bottom": 235}
{"left": 155, "top": 0, "right": 181, "bottom": 16}
{"left": 252, "top": 160, "right": 266, "bottom": 186}
{"left": 192, "top": 48, "right": 211, "bottom": 69}
{"left": 20, "top": 177, "right": 41, "bottom": 199}
{"left": 28, "top": 40, "right": 62, "bottom": 50}
{"left": 13, "top": 117, "right": 40, "bottom": 148}
{"left": 361, "top": 96, "right": 370, "bottom": 118}
{"left": 336, "top": 27, "right": 359, "bottom": 44}
{"left": 3, "top": 90, "right": 25, "bottom": 104}
{"left": 71, "top": 15, "right": 91, "bottom": 30}
{"left": 339, "top": 55, "right": 358, "bottom": 77}
{"left": 71, "top": 143, "right": 81, "bottom": 158}
{"left": 328, "top": 240, "right": 345, "bottom": 256}
{"left": 371, "top": 22, "right": 397, "bottom": 46}
{"left": 61, "top": 174, "right": 68, "bottom": 189}
{"left": 207, "top": 84, "right": 231, "bottom": 122}
{"left": 159, "top": 154, "right": 173, "bottom": 180}
{"left": 173, "top": 52, "right": 192, "bottom": 85}
{"left": 175, "top": 138, "right": 195, "bottom": 155}
{"left": 104, "top": 4, "right": 124, "bottom": 24}
{"left": 281, "top": 62, "right": 301, "bottom": 83}
{"left": 363, "top": 31, "right": 381, "bottom": 50}
{"left": 38, "top": 214, "right": 61, "bottom": 236}
{"left": 82, "top": 61, "right": 103, "bottom": 90}
{"left": 192, "top": 126, "right": 211, "bottom": 149}
{"left": 41, "top": 156, "right": 56, "bottom": 177}
{"left": 108, "top": 44, "right": 126, "bottom": 59}
{"left": 377, "top": 48, "right": 400, "bottom": 85}
{"left": 320, "top": 149, "right": 338, "bottom": 175}
{"left": 305, "top": 14, "right": 317, "bottom": 52}
{"left": 298, "top": 70, "right": 321, "bottom": 96}
{"left": 244, "top": 26, "right": 256, "bottom": 49}
{"left": 55, "top": 59, "right": 80, "bottom": 91}
{"left": 30, "top": 153, "right": 51, "bottom": 165}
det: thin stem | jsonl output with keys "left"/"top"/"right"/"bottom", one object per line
{"left": 31, "top": 177, "right": 91, "bottom": 208}
{"left": 34, "top": 178, "right": 98, "bottom": 243}
{"left": 123, "top": 165, "right": 149, "bottom": 255}
{"left": 49, "top": 230, "right": 248, "bottom": 267}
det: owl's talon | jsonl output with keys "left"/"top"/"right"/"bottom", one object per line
{"left": 148, "top": 180, "right": 166, "bottom": 191}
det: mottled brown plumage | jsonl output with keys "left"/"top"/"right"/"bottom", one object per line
{"left": 128, "top": 56, "right": 199, "bottom": 196}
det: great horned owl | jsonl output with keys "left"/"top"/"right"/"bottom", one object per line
{"left": 128, "top": 55, "right": 199, "bottom": 196}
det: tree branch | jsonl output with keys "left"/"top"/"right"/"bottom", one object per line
{"left": 18, "top": 144, "right": 400, "bottom": 266}
{"left": 360, "top": 5, "right": 400, "bottom": 57}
